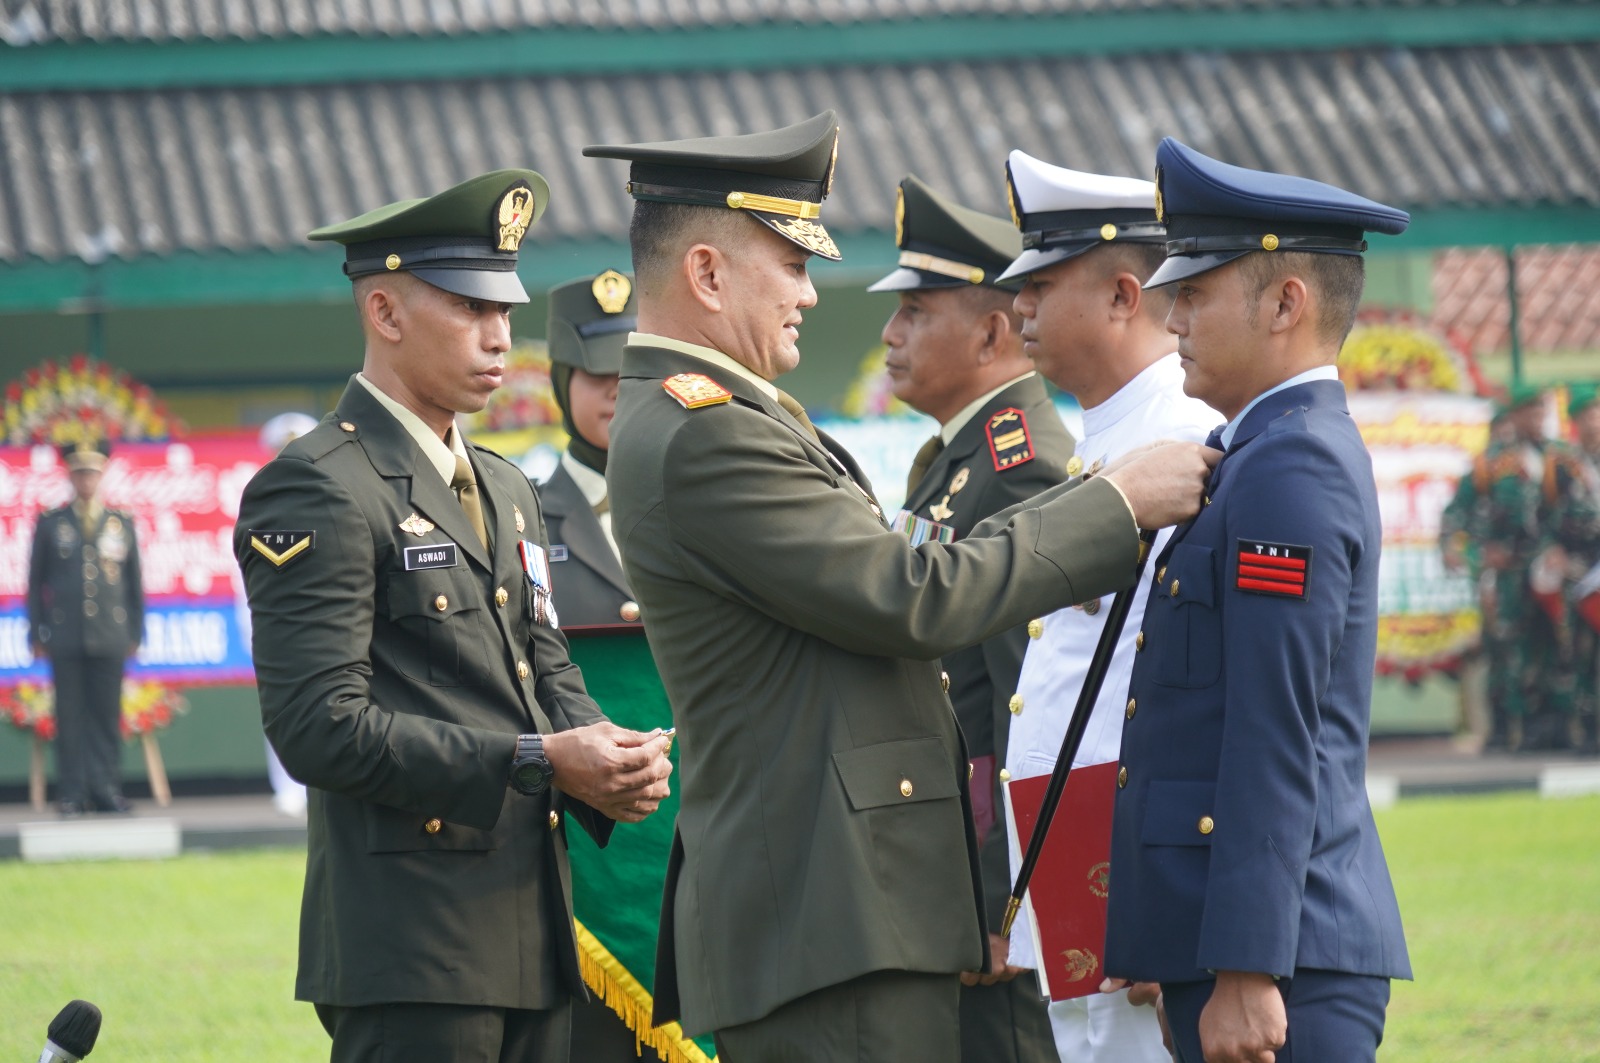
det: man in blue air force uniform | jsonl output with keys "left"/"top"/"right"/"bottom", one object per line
{"left": 1104, "top": 139, "right": 1412, "bottom": 1063}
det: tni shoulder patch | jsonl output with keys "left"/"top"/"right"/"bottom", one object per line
{"left": 986, "top": 407, "right": 1035, "bottom": 471}
{"left": 1235, "top": 539, "right": 1311, "bottom": 599}
{"left": 663, "top": 373, "right": 732, "bottom": 409}
{"left": 249, "top": 530, "right": 315, "bottom": 568}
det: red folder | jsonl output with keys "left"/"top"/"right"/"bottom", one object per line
{"left": 1003, "top": 760, "right": 1118, "bottom": 1001}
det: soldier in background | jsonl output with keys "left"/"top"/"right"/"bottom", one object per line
{"left": 27, "top": 440, "right": 145, "bottom": 817}
{"left": 1565, "top": 383, "right": 1600, "bottom": 755}
{"left": 1441, "top": 385, "right": 1600, "bottom": 752}
{"left": 541, "top": 271, "right": 643, "bottom": 630}
{"left": 870, "top": 174, "right": 1068, "bottom": 1063}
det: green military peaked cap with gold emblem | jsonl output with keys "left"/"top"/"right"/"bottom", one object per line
{"left": 307, "top": 169, "right": 550, "bottom": 304}
{"left": 547, "top": 270, "right": 637, "bottom": 374}
{"left": 868, "top": 175, "right": 1022, "bottom": 292}
{"left": 583, "top": 111, "right": 842, "bottom": 261}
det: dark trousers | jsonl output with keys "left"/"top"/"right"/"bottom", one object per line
{"left": 50, "top": 653, "right": 125, "bottom": 806}
{"left": 958, "top": 978, "right": 1057, "bottom": 1063}
{"left": 1162, "top": 970, "right": 1391, "bottom": 1063}
{"left": 713, "top": 970, "right": 959, "bottom": 1063}
{"left": 315, "top": 1000, "right": 572, "bottom": 1063}
{"left": 569, "top": 991, "right": 665, "bottom": 1062}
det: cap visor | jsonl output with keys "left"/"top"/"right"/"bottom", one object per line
{"left": 996, "top": 243, "right": 1093, "bottom": 283}
{"left": 411, "top": 267, "right": 530, "bottom": 304}
{"left": 756, "top": 214, "right": 841, "bottom": 261}
{"left": 866, "top": 267, "right": 976, "bottom": 293}
{"left": 1142, "top": 249, "right": 1249, "bottom": 289}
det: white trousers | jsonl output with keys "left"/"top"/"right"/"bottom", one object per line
{"left": 1047, "top": 991, "right": 1169, "bottom": 1063}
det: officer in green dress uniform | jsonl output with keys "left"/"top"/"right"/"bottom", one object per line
{"left": 871, "top": 174, "right": 1067, "bottom": 1063}
{"left": 233, "top": 170, "right": 673, "bottom": 1063}
{"left": 541, "top": 271, "right": 644, "bottom": 630}
{"left": 27, "top": 440, "right": 144, "bottom": 816}
{"left": 586, "top": 112, "right": 1216, "bottom": 1062}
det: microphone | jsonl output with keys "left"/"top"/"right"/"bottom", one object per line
{"left": 39, "top": 1000, "right": 101, "bottom": 1062}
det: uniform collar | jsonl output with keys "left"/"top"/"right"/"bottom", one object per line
{"left": 627, "top": 331, "right": 779, "bottom": 400}
{"left": 1081, "top": 352, "right": 1182, "bottom": 440}
{"left": 355, "top": 372, "right": 470, "bottom": 487}
{"left": 560, "top": 449, "right": 608, "bottom": 509}
{"left": 940, "top": 372, "right": 1037, "bottom": 444}
{"left": 1220, "top": 365, "right": 1340, "bottom": 450}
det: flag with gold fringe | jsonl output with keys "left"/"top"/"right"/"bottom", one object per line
{"left": 564, "top": 629, "right": 716, "bottom": 1063}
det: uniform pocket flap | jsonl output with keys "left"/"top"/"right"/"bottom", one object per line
{"left": 833, "top": 737, "right": 960, "bottom": 811}
{"left": 386, "top": 570, "right": 476, "bottom": 623}
{"left": 365, "top": 803, "right": 497, "bottom": 853}
{"left": 1141, "top": 779, "right": 1217, "bottom": 847}
{"left": 1164, "top": 543, "right": 1216, "bottom": 608}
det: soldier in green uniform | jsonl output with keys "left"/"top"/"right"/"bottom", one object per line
{"left": 586, "top": 112, "right": 1216, "bottom": 1062}
{"left": 233, "top": 170, "right": 673, "bottom": 1063}
{"left": 1438, "top": 384, "right": 1600, "bottom": 751}
{"left": 870, "top": 174, "right": 1065, "bottom": 1063}
{"left": 1565, "top": 383, "right": 1600, "bottom": 755}
{"left": 27, "top": 440, "right": 144, "bottom": 816}
{"left": 540, "top": 271, "right": 643, "bottom": 630}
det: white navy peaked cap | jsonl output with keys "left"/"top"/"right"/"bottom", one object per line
{"left": 998, "top": 150, "right": 1165, "bottom": 282}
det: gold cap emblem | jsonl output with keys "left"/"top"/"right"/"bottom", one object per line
{"left": 894, "top": 186, "right": 906, "bottom": 248}
{"left": 591, "top": 270, "right": 632, "bottom": 314}
{"left": 496, "top": 183, "right": 535, "bottom": 252}
{"left": 1153, "top": 165, "right": 1165, "bottom": 223}
{"left": 1005, "top": 167, "right": 1022, "bottom": 228}
{"left": 823, "top": 130, "right": 840, "bottom": 198}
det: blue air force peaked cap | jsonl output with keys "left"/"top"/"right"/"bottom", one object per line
{"left": 867, "top": 175, "right": 1022, "bottom": 292}
{"left": 308, "top": 169, "right": 549, "bottom": 304}
{"left": 1144, "top": 138, "right": 1409, "bottom": 289}
{"left": 998, "top": 150, "right": 1165, "bottom": 282}
{"left": 584, "top": 111, "right": 842, "bottom": 261}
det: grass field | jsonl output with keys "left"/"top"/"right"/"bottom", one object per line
{"left": 1, "top": 793, "right": 1596, "bottom": 1062}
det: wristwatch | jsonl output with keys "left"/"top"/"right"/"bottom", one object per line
{"left": 509, "top": 733, "right": 555, "bottom": 796}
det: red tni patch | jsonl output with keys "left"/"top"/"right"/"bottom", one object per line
{"left": 985, "top": 407, "right": 1035, "bottom": 471}
{"left": 1235, "top": 540, "right": 1311, "bottom": 599}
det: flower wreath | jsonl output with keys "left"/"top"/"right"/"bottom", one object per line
{"left": 1, "top": 680, "right": 188, "bottom": 741}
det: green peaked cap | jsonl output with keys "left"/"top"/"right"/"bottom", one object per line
{"left": 868, "top": 174, "right": 1022, "bottom": 292}
{"left": 547, "top": 271, "right": 636, "bottom": 374}
{"left": 1567, "top": 382, "right": 1599, "bottom": 417}
{"left": 585, "top": 111, "right": 842, "bottom": 261}
{"left": 307, "top": 169, "right": 550, "bottom": 304}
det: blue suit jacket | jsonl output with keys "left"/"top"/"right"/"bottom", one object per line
{"left": 1105, "top": 379, "right": 1411, "bottom": 984}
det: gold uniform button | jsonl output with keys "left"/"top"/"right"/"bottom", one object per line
{"left": 434, "top": 595, "right": 448, "bottom": 612}
{"left": 899, "top": 778, "right": 914, "bottom": 798}
{"left": 84, "top": 563, "right": 99, "bottom": 579}
{"left": 1117, "top": 766, "right": 1128, "bottom": 789}
{"left": 998, "top": 768, "right": 1012, "bottom": 782}
{"left": 1156, "top": 565, "right": 1167, "bottom": 583}
{"left": 83, "top": 600, "right": 99, "bottom": 617}
{"left": 1027, "top": 618, "right": 1044, "bottom": 639}
{"left": 1126, "top": 698, "right": 1137, "bottom": 720}
{"left": 941, "top": 671, "right": 951, "bottom": 694}
{"left": 516, "top": 660, "right": 531, "bottom": 681}
{"left": 1009, "top": 694, "right": 1024, "bottom": 716}
{"left": 340, "top": 421, "right": 356, "bottom": 432}
{"left": 1136, "top": 631, "right": 1145, "bottom": 651}
{"left": 1203, "top": 494, "right": 1212, "bottom": 506}
{"left": 1198, "top": 815, "right": 1215, "bottom": 835}
{"left": 1170, "top": 579, "right": 1180, "bottom": 597}
{"left": 1066, "top": 455, "right": 1084, "bottom": 477}
{"left": 549, "top": 810, "right": 561, "bottom": 830}
{"left": 424, "top": 818, "right": 442, "bottom": 834}
{"left": 620, "top": 600, "right": 642, "bottom": 622}
{"left": 968, "top": 762, "right": 974, "bottom": 781}
{"left": 1083, "top": 597, "right": 1100, "bottom": 616}
{"left": 495, "top": 587, "right": 509, "bottom": 607}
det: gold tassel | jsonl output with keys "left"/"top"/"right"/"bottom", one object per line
{"left": 574, "top": 919, "right": 717, "bottom": 1063}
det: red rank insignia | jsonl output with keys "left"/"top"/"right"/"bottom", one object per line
{"left": 1235, "top": 539, "right": 1311, "bottom": 599}
{"left": 985, "top": 407, "right": 1035, "bottom": 471}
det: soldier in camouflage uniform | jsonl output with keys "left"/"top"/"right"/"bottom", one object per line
{"left": 1439, "top": 385, "right": 1600, "bottom": 752}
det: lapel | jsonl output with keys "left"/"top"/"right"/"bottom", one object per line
{"left": 540, "top": 464, "right": 631, "bottom": 596}
{"left": 335, "top": 380, "right": 493, "bottom": 572}
{"left": 905, "top": 375, "right": 1049, "bottom": 514}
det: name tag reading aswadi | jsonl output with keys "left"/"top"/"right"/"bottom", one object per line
{"left": 403, "top": 543, "right": 460, "bottom": 571}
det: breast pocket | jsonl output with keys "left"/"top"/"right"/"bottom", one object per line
{"left": 385, "top": 568, "right": 488, "bottom": 688}
{"left": 1149, "top": 543, "right": 1222, "bottom": 690}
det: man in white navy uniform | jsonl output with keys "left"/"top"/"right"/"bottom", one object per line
{"left": 998, "top": 150, "right": 1218, "bottom": 1063}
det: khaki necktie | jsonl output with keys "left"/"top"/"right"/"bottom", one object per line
{"left": 775, "top": 389, "right": 820, "bottom": 442}
{"left": 451, "top": 455, "right": 490, "bottom": 551}
{"left": 906, "top": 435, "right": 944, "bottom": 498}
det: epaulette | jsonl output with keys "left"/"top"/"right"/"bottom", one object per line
{"left": 284, "top": 418, "right": 361, "bottom": 462}
{"left": 985, "top": 406, "right": 1036, "bottom": 471}
{"left": 662, "top": 373, "right": 732, "bottom": 410}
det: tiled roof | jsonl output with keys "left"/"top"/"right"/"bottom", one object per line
{"left": 0, "top": 0, "right": 1507, "bottom": 44}
{"left": 2, "top": 41, "right": 1597, "bottom": 264}
{"left": 1433, "top": 247, "right": 1600, "bottom": 358}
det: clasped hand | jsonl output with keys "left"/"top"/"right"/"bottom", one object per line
{"left": 543, "top": 722, "right": 673, "bottom": 824}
